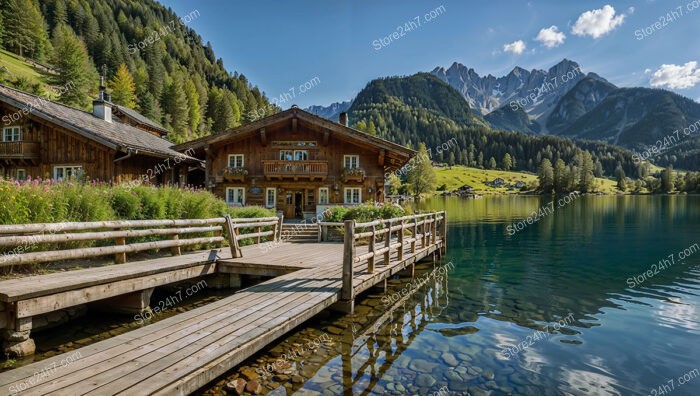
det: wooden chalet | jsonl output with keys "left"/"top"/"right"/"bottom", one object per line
{"left": 0, "top": 84, "right": 198, "bottom": 184}
{"left": 175, "top": 107, "right": 415, "bottom": 220}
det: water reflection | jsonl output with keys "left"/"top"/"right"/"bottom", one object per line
{"left": 201, "top": 196, "right": 699, "bottom": 396}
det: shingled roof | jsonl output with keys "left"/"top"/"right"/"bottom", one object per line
{"left": 0, "top": 84, "right": 194, "bottom": 161}
{"left": 113, "top": 105, "right": 169, "bottom": 136}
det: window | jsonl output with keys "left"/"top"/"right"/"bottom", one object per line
{"left": 54, "top": 165, "right": 82, "bottom": 180}
{"left": 307, "top": 190, "right": 315, "bottom": 206}
{"left": 228, "top": 154, "right": 244, "bottom": 168}
{"left": 294, "top": 150, "right": 309, "bottom": 161}
{"left": 16, "top": 169, "right": 27, "bottom": 181}
{"left": 265, "top": 188, "right": 276, "bottom": 209}
{"left": 344, "top": 188, "right": 362, "bottom": 204}
{"left": 318, "top": 188, "right": 329, "bottom": 205}
{"left": 226, "top": 187, "right": 245, "bottom": 206}
{"left": 286, "top": 192, "right": 293, "bottom": 205}
{"left": 279, "top": 150, "right": 293, "bottom": 161}
{"left": 344, "top": 155, "right": 359, "bottom": 169}
{"left": 2, "top": 127, "right": 21, "bottom": 142}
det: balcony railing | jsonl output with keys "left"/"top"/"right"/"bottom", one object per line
{"left": 263, "top": 160, "right": 328, "bottom": 180}
{"left": 0, "top": 141, "right": 40, "bottom": 159}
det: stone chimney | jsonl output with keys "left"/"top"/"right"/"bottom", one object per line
{"left": 93, "top": 76, "right": 113, "bottom": 123}
{"left": 339, "top": 112, "right": 348, "bottom": 127}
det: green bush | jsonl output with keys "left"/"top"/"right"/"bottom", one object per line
{"left": 0, "top": 180, "right": 274, "bottom": 224}
{"left": 326, "top": 202, "right": 406, "bottom": 223}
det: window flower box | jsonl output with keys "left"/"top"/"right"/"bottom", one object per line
{"left": 222, "top": 166, "right": 248, "bottom": 182}
{"left": 342, "top": 167, "right": 365, "bottom": 182}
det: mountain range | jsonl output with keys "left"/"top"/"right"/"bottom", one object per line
{"left": 309, "top": 59, "right": 700, "bottom": 170}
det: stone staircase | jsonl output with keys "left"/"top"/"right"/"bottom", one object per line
{"left": 280, "top": 223, "right": 319, "bottom": 243}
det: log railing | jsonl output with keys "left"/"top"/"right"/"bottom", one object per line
{"left": 0, "top": 216, "right": 283, "bottom": 267}
{"left": 325, "top": 211, "right": 446, "bottom": 306}
{"left": 224, "top": 215, "right": 280, "bottom": 258}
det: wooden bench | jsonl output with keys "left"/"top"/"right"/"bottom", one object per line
{"left": 0, "top": 216, "right": 280, "bottom": 357}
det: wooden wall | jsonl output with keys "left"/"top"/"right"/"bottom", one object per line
{"left": 0, "top": 102, "right": 182, "bottom": 184}
{"left": 208, "top": 122, "right": 386, "bottom": 217}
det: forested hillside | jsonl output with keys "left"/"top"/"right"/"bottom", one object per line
{"left": 0, "top": 0, "right": 274, "bottom": 143}
{"left": 349, "top": 74, "right": 645, "bottom": 179}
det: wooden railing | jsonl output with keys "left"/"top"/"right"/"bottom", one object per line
{"left": 224, "top": 215, "right": 281, "bottom": 258}
{"left": 319, "top": 211, "right": 447, "bottom": 305}
{"left": 0, "top": 216, "right": 284, "bottom": 267}
{"left": 262, "top": 160, "right": 328, "bottom": 179}
{"left": 0, "top": 141, "right": 40, "bottom": 158}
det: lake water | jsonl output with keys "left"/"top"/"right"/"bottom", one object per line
{"left": 203, "top": 196, "right": 700, "bottom": 395}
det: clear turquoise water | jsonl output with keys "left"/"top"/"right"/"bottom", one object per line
{"left": 290, "top": 196, "right": 700, "bottom": 396}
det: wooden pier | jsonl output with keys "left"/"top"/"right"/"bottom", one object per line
{"left": 0, "top": 212, "right": 446, "bottom": 395}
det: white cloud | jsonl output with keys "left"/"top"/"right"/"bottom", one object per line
{"left": 535, "top": 25, "right": 566, "bottom": 48}
{"left": 650, "top": 61, "right": 700, "bottom": 89}
{"left": 627, "top": 6, "right": 635, "bottom": 14}
{"left": 503, "top": 40, "right": 526, "bottom": 55}
{"left": 572, "top": 5, "right": 625, "bottom": 39}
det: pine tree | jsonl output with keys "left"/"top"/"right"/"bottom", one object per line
{"left": 488, "top": 157, "right": 497, "bottom": 169}
{"left": 615, "top": 165, "right": 626, "bottom": 191}
{"left": 109, "top": 64, "right": 137, "bottom": 108}
{"left": 407, "top": 143, "right": 437, "bottom": 198}
{"left": 577, "top": 151, "right": 595, "bottom": 192}
{"left": 2, "top": 0, "right": 49, "bottom": 59}
{"left": 448, "top": 152, "right": 456, "bottom": 167}
{"left": 184, "top": 79, "right": 202, "bottom": 138}
{"left": 52, "top": 25, "right": 95, "bottom": 107}
{"left": 503, "top": 153, "right": 513, "bottom": 171}
{"left": 162, "top": 77, "right": 190, "bottom": 141}
{"left": 661, "top": 166, "right": 674, "bottom": 193}
{"left": 538, "top": 158, "right": 554, "bottom": 193}
{"left": 553, "top": 159, "right": 568, "bottom": 193}
{"left": 0, "top": 6, "right": 4, "bottom": 49}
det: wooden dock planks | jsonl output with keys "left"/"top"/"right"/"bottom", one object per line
{"left": 0, "top": 240, "right": 443, "bottom": 396}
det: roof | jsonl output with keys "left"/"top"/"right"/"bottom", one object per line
{"left": 0, "top": 84, "right": 195, "bottom": 161}
{"left": 112, "top": 105, "right": 169, "bottom": 135}
{"left": 175, "top": 107, "right": 416, "bottom": 164}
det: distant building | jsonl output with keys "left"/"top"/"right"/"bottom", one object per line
{"left": 0, "top": 84, "right": 198, "bottom": 183}
{"left": 491, "top": 177, "right": 506, "bottom": 187}
{"left": 175, "top": 107, "right": 415, "bottom": 220}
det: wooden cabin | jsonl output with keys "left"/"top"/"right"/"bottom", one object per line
{"left": 174, "top": 107, "right": 415, "bottom": 220}
{"left": 0, "top": 84, "right": 198, "bottom": 184}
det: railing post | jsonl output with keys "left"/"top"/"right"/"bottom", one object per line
{"left": 170, "top": 234, "right": 181, "bottom": 256}
{"left": 342, "top": 220, "right": 355, "bottom": 308}
{"left": 317, "top": 222, "right": 322, "bottom": 243}
{"left": 322, "top": 223, "right": 328, "bottom": 242}
{"left": 224, "top": 215, "right": 241, "bottom": 258}
{"left": 114, "top": 228, "right": 126, "bottom": 264}
{"left": 367, "top": 224, "right": 375, "bottom": 273}
{"left": 432, "top": 213, "right": 437, "bottom": 245}
{"left": 397, "top": 218, "right": 404, "bottom": 261}
{"left": 384, "top": 220, "right": 392, "bottom": 265}
{"left": 441, "top": 211, "right": 447, "bottom": 251}
{"left": 255, "top": 225, "right": 261, "bottom": 245}
{"left": 411, "top": 215, "right": 417, "bottom": 253}
{"left": 277, "top": 215, "right": 284, "bottom": 241}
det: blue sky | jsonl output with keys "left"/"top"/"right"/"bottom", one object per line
{"left": 160, "top": 0, "right": 700, "bottom": 108}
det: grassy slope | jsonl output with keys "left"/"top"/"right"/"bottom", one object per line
{"left": 435, "top": 165, "right": 620, "bottom": 194}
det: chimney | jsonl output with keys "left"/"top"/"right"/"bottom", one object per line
{"left": 339, "top": 112, "right": 348, "bottom": 127}
{"left": 93, "top": 76, "right": 113, "bottom": 123}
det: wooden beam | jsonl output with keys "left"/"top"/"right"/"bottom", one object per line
{"left": 322, "top": 130, "right": 330, "bottom": 146}
{"left": 378, "top": 149, "right": 385, "bottom": 166}
{"left": 291, "top": 118, "right": 298, "bottom": 133}
{"left": 259, "top": 128, "right": 267, "bottom": 146}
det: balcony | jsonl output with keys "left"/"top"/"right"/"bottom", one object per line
{"left": 263, "top": 160, "right": 328, "bottom": 181}
{"left": 0, "top": 141, "right": 40, "bottom": 159}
